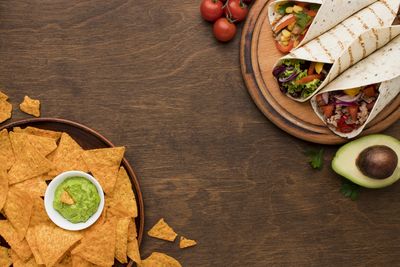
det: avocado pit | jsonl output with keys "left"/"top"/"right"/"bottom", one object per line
{"left": 356, "top": 145, "right": 398, "bottom": 179}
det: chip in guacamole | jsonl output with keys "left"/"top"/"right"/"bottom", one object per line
{"left": 53, "top": 177, "right": 100, "bottom": 224}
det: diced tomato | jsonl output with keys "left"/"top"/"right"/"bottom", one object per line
{"left": 363, "top": 86, "right": 376, "bottom": 97}
{"left": 295, "top": 74, "right": 322, "bottom": 84}
{"left": 348, "top": 105, "right": 359, "bottom": 121}
{"left": 321, "top": 104, "right": 334, "bottom": 118}
{"left": 274, "top": 14, "right": 296, "bottom": 33}
{"left": 295, "top": 2, "right": 309, "bottom": 8}
{"left": 308, "top": 62, "right": 316, "bottom": 75}
{"left": 366, "top": 101, "right": 375, "bottom": 111}
{"left": 275, "top": 40, "right": 294, "bottom": 53}
{"left": 337, "top": 116, "right": 355, "bottom": 133}
{"left": 306, "top": 9, "right": 317, "bottom": 17}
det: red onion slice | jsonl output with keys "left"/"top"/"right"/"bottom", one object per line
{"left": 334, "top": 93, "right": 361, "bottom": 103}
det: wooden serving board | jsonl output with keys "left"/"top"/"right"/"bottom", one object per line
{"left": 240, "top": 0, "right": 400, "bottom": 145}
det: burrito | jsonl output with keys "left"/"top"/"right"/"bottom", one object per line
{"left": 272, "top": 0, "right": 400, "bottom": 102}
{"left": 269, "top": 0, "right": 377, "bottom": 53}
{"left": 311, "top": 31, "right": 400, "bottom": 138}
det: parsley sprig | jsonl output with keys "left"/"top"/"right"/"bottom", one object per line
{"left": 305, "top": 148, "right": 324, "bottom": 170}
{"left": 340, "top": 179, "right": 361, "bottom": 201}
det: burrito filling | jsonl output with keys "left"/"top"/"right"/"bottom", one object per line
{"left": 272, "top": 2, "right": 320, "bottom": 53}
{"left": 316, "top": 84, "right": 379, "bottom": 133}
{"left": 273, "top": 59, "right": 332, "bottom": 99}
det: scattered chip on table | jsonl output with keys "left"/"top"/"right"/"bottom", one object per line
{"left": 0, "top": 129, "right": 15, "bottom": 170}
{"left": 48, "top": 133, "right": 88, "bottom": 176}
{"left": 34, "top": 224, "right": 82, "bottom": 267}
{"left": 0, "top": 220, "right": 33, "bottom": 261}
{"left": 0, "top": 91, "right": 8, "bottom": 101}
{"left": 0, "top": 98, "right": 12, "bottom": 123}
{"left": 138, "top": 252, "right": 182, "bottom": 267}
{"left": 82, "top": 147, "right": 125, "bottom": 194}
{"left": 19, "top": 96, "right": 41, "bottom": 117}
{"left": 179, "top": 236, "right": 197, "bottom": 249}
{"left": 14, "top": 126, "right": 62, "bottom": 141}
{"left": 12, "top": 176, "right": 47, "bottom": 198}
{"left": 148, "top": 218, "right": 178, "bottom": 242}
{"left": 72, "top": 219, "right": 116, "bottom": 266}
{"left": 0, "top": 170, "right": 9, "bottom": 211}
{"left": 107, "top": 167, "right": 138, "bottom": 218}
{"left": 3, "top": 187, "right": 34, "bottom": 240}
{"left": 8, "top": 132, "right": 52, "bottom": 184}
{"left": 0, "top": 246, "right": 12, "bottom": 267}
{"left": 115, "top": 218, "right": 130, "bottom": 264}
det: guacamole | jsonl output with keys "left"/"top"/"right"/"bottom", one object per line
{"left": 53, "top": 177, "right": 100, "bottom": 224}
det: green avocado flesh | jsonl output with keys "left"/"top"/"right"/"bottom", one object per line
{"left": 332, "top": 134, "right": 400, "bottom": 189}
{"left": 53, "top": 177, "right": 100, "bottom": 223}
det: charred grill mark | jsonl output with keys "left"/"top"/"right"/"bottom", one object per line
{"left": 367, "top": 7, "right": 384, "bottom": 26}
{"left": 341, "top": 23, "right": 356, "bottom": 39}
{"left": 329, "top": 31, "right": 345, "bottom": 51}
{"left": 354, "top": 15, "right": 369, "bottom": 30}
{"left": 372, "top": 28, "right": 380, "bottom": 49}
{"left": 358, "top": 35, "right": 367, "bottom": 58}
{"left": 348, "top": 46, "right": 354, "bottom": 66}
{"left": 379, "top": 0, "right": 397, "bottom": 17}
{"left": 315, "top": 37, "right": 334, "bottom": 62}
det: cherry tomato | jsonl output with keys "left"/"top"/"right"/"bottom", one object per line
{"left": 200, "top": 0, "right": 224, "bottom": 22}
{"left": 295, "top": 74, "right": 322, "bottom": 84}
{"left": 275, "top": 40, "right": 294, "bottom": 53}
{"left": 213, "top": 17, "right": 237, "bottom": 42}
{"left": 224, "top": 0, "right": 249, "bottom": 22}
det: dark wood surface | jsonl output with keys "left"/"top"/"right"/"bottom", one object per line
{"left": 0, "top": 1, "right": 399, "bottom": 266}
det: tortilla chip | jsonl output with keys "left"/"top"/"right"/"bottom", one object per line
{"left": 25, "top": 227, "right": 44, "bottom": 265}
{"left": 148, "top": 218, "right": 177, "bottom": 242}
{"left": 127, "top": 237, "right": 141, "bottom": 264}
{"left": 82, "top": 147, "right": 125, "bottom": 194}
{"left": 0, "top": 170, "right": 9, "bottom": 211}
{"left": 3, "top": 187, "right": 33, "bottom": 240}
{"left": 128, "top": 219, "right": 137, "bottom": 241}
{"left": 49, "top": 133, "right": 88, "bottom": 176}
{"left": 138, "top": 252, "right": 181, "bottom": 267}
{"left": 0, "top": 221, "right": 32, "bottom": 261}
{"left": 72, "top": 219, "right": 116, "bottom": 266}
{"left": 0, "top": 91, "right": 8, "bottom": 101}
{"left": 60, "top": 190, "right": 75, "bottom": 205}
{"left": 26, "top": 134, "right": 57, "bottom": 157}
{"left": 0, "top": 129, "right": 15, "bottom": 170}
{"left": 12, "top": 176, "right": 47, "bottom": 198}
{"left": 34, "top": 224, "right": 82, "bottom": 267}
{"left": 71, "top": 255, "right": 98, "bottom": 267}
{"left": 14, "top": 126, "right": 62, "bottom": 141}
{"left": 19, "top": 96, "right": 40, "bottom": 117}
{"left": 179, "top": 236, "right": 197, "bottom": 249}
{"left": 0, "top": 246, "right": 12, "bottom": 267}
{"left": 8, "top": 132, "right": 52, "bottom": 184}
{"left": 107, "top": 167, "right": 137, "bottom": 218}
{"left": 115, "top": 218, "right": 130, "bottom": 263}
{"left": 56, "top": 253, "right": 72, "bottom": 267}
{"left": 79, "top": 207, "right": 107, "bottom": 238}
{"left": 0, "top": 99, "right": 12, "bottom": 123}
{"left": 30, "top": 197, "right": 51, "bottom": 227}
{"left": 9, "top": 250, "right": 40, "bottom": 267}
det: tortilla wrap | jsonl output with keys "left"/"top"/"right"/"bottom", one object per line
{"left": 311, "top": 32, "right": 400, "bottom": 138}
{"left": 268, "top": 0, "right": 378, "bottom": 48}
{"left": 274, "top": 0, "right": 400, "bottom": 102}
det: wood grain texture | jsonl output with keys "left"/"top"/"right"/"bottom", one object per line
{"left": 241, "top": 0, "right": 400, "bottom": 145}
{"left": 0, "top": 1, "right": 398, "bottom": 266}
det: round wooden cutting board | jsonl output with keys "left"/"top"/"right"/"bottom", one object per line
{"left": 240, "top": 0, "right": 400, "bottom": 145}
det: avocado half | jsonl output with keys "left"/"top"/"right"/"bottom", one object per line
{"left": 332, "top": 134, "right": 400, "bottom": 189}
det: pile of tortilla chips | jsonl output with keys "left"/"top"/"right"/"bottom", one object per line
{"left": 0, "top": 126, "right": 148, "bottom": 266}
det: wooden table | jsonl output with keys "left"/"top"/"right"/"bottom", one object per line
{"left": 0, "top": 1, "right": 399, "bottom": 266}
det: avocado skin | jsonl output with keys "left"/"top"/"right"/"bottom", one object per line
{"left": 332, "top": 134, "right": 400, "bottom": 189}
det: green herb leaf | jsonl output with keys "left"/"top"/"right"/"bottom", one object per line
{"left": 309, "top": 4, "right": 320, "bottom": 11}
{"left": 295, "top": 12, "right": 311, "bottom": 29}
{"left": 278, "top": 3, "right": 292, "bottom": 15}
{"left": 340, "top": 179, "right": 360, "bottom": 201}
{"left": 305, "top": 148, "right": 324, "bottom": 170}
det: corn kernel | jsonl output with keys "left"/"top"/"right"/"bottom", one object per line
{"left": 282, "top": 29, "right": 291, "bottom": 38}
{"left": 287, "top": 22, "right": 296, "bottom": 31}
{"left": 315, "top": 62, "right": 324, "bottom": 74}
{"left": 281, "top": 41, "right": 289, "bottom": 46}
{"left": 280, "top": 35, "right": 289, "bottom": 41}
{"left": 345, "top": 88, "right": 361, "bottom": 96}
{"left": 285, "top": 7, "right": 293, "bottom": 13}
{"left": 293, "top": 5, "right": 303, "bottom": 13}
{"left": 293, "top": 39, "right": 299, "bottom": 47}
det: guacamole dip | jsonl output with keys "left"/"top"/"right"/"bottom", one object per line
{"left": 53, "top": 177, "right": 100, "bottom": 224}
